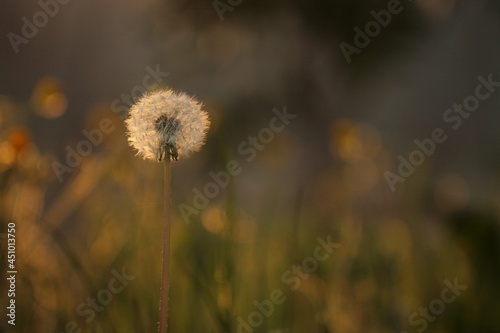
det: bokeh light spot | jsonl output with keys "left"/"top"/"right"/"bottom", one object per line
{"left": 31, "top": 77, "right": 67, "bottom": 119}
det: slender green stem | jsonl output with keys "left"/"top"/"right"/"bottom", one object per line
{"left": 159, "top": 159, "right": 171, "bottom": 333}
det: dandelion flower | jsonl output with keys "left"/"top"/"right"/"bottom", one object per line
{"left": 125, "top": 89, "right": 210, "bottom": 161}
{"left": 124, "top": 88, "right": 210, "bottom": 333}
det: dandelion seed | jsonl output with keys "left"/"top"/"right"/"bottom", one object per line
{"left": 125, "top": 89, "right": 210, "bottom": 161}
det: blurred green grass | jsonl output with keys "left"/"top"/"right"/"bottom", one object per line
{"left": 0, "top": 94, "right": 499, "bottom": 333}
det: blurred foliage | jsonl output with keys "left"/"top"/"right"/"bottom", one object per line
{"left": 0, "top": 90, "right": 499, "bottom": 332}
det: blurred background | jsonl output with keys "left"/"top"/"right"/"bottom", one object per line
{"left": 1, "top": 0, "right": 500, "bottom": 332}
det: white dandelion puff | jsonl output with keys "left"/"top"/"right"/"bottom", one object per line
{"left": 125, "top": 89, "right": 210, "bottom": 161}
{"left": 124, "top": 89, "right": 210, "bottom": 333}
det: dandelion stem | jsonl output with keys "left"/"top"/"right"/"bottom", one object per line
{"left": 159, "top": 158, "right": 171, "bottom": 333}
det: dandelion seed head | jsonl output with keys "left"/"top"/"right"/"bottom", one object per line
{"left": 125, "top": 89, "right": 210, "bottom": 161}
